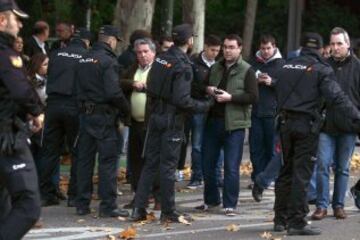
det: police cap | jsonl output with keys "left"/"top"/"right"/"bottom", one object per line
{"left": 74, "top": 27, "right": 92, "bottom": 41}
{"left": 99, "top": 25, "right": 122, "bottom": 41}
{"left": 0, "top": 0, "right": 28, "bottom": 18}
{"left": 172, "top": 24, "right": 195, "bottom": 42}
{"left": 301, "top": 32, "right": 323, "bottom": 49}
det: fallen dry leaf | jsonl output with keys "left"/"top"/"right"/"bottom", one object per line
{"left": 146, "top": 212, "right": 157, "bottom": 222}
{"left": 182, "top": 165, "right": 192, "bottom": 180}
{"left": 117, "top": 167, "right": 127, "bottom": 182}
{"left": 226, "top": 224, "right": 240, "bottom": 232}
{"left": 120, "top": 227, "right": 137, "bottom": 239}
{"left": 77, "top": 219, "right": 85, "bottom": 224}
{"left": 351, "top": 152, "right": 360, "bottom": 171}
{"left": 240, "top": 161, "right": 253, "bottom": 176}
{"left": 260, "top": 231, "right": 272, "bottom": 239}
{"left": 178, "top": 216, "right": 192, "bottom": 225}
{"left": 107, "top": 235, "right": 116, "bottom": 240}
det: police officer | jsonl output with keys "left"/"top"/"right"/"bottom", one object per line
{"left": 273, "top": 32, "right": 360, "bottom": 236}
{"left": 130, "top": 24, "right": 213, "bottom": 223}
{"left": 38, "top": 28, "right": 92, "bottom": 207}
{"left": 75, "top": 25, "right": 130, "bottom": 217}
{"left": 0, "top": 0, "right": 43, "bottom": 239}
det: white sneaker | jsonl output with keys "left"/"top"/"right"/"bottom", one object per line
{"left": 224, "top": 208, "right": 236, "bottom": 216}
{"left": 176, "top": 170, "right": 184, "bottom": 182}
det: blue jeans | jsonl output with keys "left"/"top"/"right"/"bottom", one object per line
{"left": 255, "top": 134, "right": 282, "bottom": 189}
{"left": 307, "top": 164, "right": 317, "bottom": 201}
{"left": 190, "top": 113, "right": 205, "bottom": 181}
{"left": 249, "top": 116, "right": 276, "bottom": 182}
{"left": 190, "top": 114, "right": 223, "bottom": 183}
{"left": 315, "top": 132, "right": 356, "bottom": 209}
{"left": 202, "top": 118, "right": 245, "bottom": 208}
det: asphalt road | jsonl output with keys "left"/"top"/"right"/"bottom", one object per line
{"left": 24, "top": 145, "right": 360, "bottom": 240}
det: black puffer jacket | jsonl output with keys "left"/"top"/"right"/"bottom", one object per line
{"left": 250, "top": 49, "right": 285, "bottom": 117}
{"left": 323, "top": 52, "right": 360, "bottom": 133}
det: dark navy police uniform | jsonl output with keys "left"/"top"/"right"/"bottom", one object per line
{"left": 0, "top": 31, "right": 42, "bottom": 239}
{"left": 75, "top": 37, "right": 130, "bottom": 217}
{"left": 133, "top": 44, "right": 212, "bottom": 219}
{"left": 38, "top": 36, "right": 90, "bottom": 206}
{"left": 274, "top": 46, "right": 360, "bottom": 234}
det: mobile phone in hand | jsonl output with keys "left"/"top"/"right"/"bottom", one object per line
{"left": 214, "top": 89, "right": 222, "bottom": 95}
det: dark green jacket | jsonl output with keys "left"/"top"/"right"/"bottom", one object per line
{"left": 208, "top": 57, "right": 253, "bottom": 130}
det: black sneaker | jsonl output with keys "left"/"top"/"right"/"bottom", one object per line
{"left": 187, "top": 180, "right": 203, "bottom": 189}
{"left": 273, "top": 223, "right": 287, "bottom": 232}
{"left": 130, "top": 208, "right": 147, "bottom": 222}
{"left": 287, "top": 225, "right": 321, "bottom": 236}
{"left": 99, "top": 208, "right": 129, "bottom": 218}
{"left": 160, "top": 211, "right": 192, "bottom": 223}
{"left": 252, "top": 182, "right": 264, "bottom": 202}
{"left": 350, "top": 186, "right": 360, "bottom": 209}
{"left": 194, "top": 203, "right": 220, "bottom": 211}
{"left": 76, "top": 207, "right": 91, "bottom": 216}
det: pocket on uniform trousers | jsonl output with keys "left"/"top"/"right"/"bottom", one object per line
{"left": 165, "top": 130, "right": 184, "bottom": 163}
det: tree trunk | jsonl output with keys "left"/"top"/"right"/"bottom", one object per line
{"left": 287, "top": 0, "right": 304, "bottom": 53}
{"left": 113, "top": 0, "right": 156, "bottom": 51}
{"left": 85, "top": 0, "right": 92, "bottom": 31}
{"left": 160, "top": 0, "right": 174, "bottom": 37}
{"left": 182, "top": 0, "right": 206, "bottom": 54}
{"left": 242, "top": 0, "right": 258, "bottom": 60}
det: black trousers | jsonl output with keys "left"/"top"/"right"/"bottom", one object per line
{"left": 354, "top": 179, "right": 360, "bottom": 190}
{"left": 76, "top": 113, "right": 119, "bottom": 212}
{"left": 129, "top": 120, "right": 160, "bottom": 201}
{"left": 38, "top": 100, "right": 79, "bottom": 200}
{"left": 128, "top": 120, "right": 146, "bottom": 191}
{"left": 0, "top": 145, "right": 41, "bottom": 240}
{"left": 134, "top": 114, "right": 183, "bottom": 214}
{"left": 274, "top": 115, "right": 318, "bottom": 228}
{"left": 178, "top": 115, "right": 191, "bottom": 170}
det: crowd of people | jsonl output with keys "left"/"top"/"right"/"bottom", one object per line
{"left": 2, "top": 0, "right": 360, "bottom": 239}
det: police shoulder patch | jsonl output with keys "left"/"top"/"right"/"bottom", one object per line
{"left": 9, "top": 56, "right": 23, "bottom": 68}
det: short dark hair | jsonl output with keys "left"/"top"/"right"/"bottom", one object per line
{"left": 205, "top": 34, "right": 221, "bottom": 46}
{"left": 259, "top": 34, "right": 276, "bottom": 45}
{"left": 159, "top": 35, "right": 173, "bottom": 45}
{"left": 129, "top": 29, "right": 152, "bottom": 46}
{"left": 173, "top": 38, "right": 188, "bottom": 47}
{"left": 32, "top": 21, "right": 49, "bottom": 35}
{"left": 224, "top": 34, "right": 242, "bottom": 47}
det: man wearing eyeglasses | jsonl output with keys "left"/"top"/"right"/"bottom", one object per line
{"left": 197, "top": 34, "right": 258, "bottom": 216}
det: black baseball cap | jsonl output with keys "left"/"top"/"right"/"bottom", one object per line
{"left": 172, "top": 23, "right": 194, "bottom": 42}
{"left": 0, "top": 0, "right": 28, "bottom": 18}
{"left": 73, "top": 27, "right": 92, "bottom": 41}
{"left": 99, "top": 25, "right": 122, "bottom": 41}
{"left": 301, "top": 32, "right": 323, "bottom": 49}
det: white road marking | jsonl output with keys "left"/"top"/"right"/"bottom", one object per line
{"left": 25, "top": 227, "right": 123, "bottom": 240}
{"left": 140, "top": 222, "right": 273, "bottom": 238}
